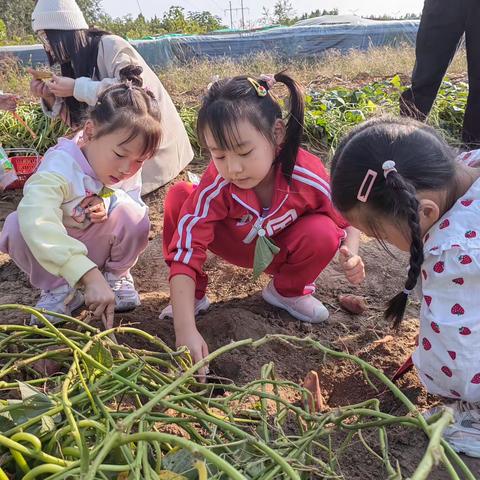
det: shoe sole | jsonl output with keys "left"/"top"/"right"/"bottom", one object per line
{"left": 159, "top": 304, "right": 210, "bottom": 320}
{"left": 115, "top": 299, "right": 141, "bottom": 313}
{"left": 262, "top": 288, "right": 328, "bottom": 323}
{"left": 448, "top": 439, "right": 480, "bottom": 458}
{"left": 31, "top": 294, "right": 85, "bottom": 326}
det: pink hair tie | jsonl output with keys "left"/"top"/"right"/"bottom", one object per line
{"left": 259, "top": 74, "right": 277, "bottom": 89}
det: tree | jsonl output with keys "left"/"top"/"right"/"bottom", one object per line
{"left": 187, "top": 11, "right": 224, "bottom": 33}
{"left": 273, "top": 0, "right": 295, "bottom": 25}
{"left": 367, "top": 13, "right": 420, "bottom": 20}
{"left": 260, "top": 7, "right": 271, "bottom": 26}
{"left": 160, "top": 6, "right": 189, "bottom": 34}
{"left": 96, "top": 6, "right": 224, "bottom": 39}
{"left": 293, "top": 8, "right": 339, "bottom": 23}
{"left": 0, "top": 0, "right": 35, "bottom": 37}
{"left": 77, "top": 0, "right": 103, "bottom": 25}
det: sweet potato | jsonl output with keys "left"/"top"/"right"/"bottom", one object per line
{"left": 338, "top": 294, "right": 368, "bottom": 314}
{"left": 30, "top": 69, "right": 53, "bottom": 80}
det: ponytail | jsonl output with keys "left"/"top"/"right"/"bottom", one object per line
{"left": 269, "top": 73, "right": 304, "bottom": 181}
{"left": 87, "top": 65, "right": 162, "bottom": 160}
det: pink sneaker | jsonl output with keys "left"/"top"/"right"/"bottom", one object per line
{"left": 262, "top": 280, "right": 329, "bottom": 323}
{"left": 159, "top": 296, "right": 210, "bottom": 320}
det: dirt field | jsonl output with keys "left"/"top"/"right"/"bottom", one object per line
{"left": 1, "top": 180, "right": 479, "bottom": 479}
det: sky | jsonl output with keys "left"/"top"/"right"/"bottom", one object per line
{"left": 100, "top": 0, "right": 425, "bottom": 27}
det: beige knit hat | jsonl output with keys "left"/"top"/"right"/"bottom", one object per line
{"left": 32, "top": 0, "right": 89, "bottom": 32}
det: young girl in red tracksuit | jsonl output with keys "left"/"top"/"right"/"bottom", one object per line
{"left": 162, "top": 73, "right": 365, "bottom": 371}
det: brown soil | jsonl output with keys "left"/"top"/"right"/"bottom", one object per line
{"left": 1, "top": 180, "right": 479, "bottom": 479}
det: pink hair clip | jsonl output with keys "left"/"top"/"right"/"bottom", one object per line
{"left": 259, "top": 74, "right": 277, "bottom": 89}
{"left": 357, "top": 169, "right": 378, "bottom": 203}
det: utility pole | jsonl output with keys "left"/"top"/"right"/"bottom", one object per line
{"left": 224, "top": 1, "right": 249, "bottom": 30}
{"left": 240, "top": 0, "right": 245, "bottom": 30}
{"left": 226, "top": 1, "right": 234, "bottom": 29}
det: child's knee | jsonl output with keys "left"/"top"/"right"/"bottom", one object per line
{"left": 300, "top": 215, "right": 342, "bottom": 257}
{"left": 165, "top": 181, "right": 194, "bottom": 212}
{"left": 110, "top": 203, "right": 150, "bottom": 240}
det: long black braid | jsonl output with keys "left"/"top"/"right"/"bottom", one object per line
{"left": 383, "top": 172, "right": 424, "bottom": 327}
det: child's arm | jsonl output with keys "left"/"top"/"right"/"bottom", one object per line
{"left": 72, "top": 36, "right": 147, "bottom": 107}
{"left": 339, "top": 226, "right": 365, "bottom": 285}
{"left": 170, "top": 274, "right": 209, "bottom": 379}
{"left": 164, "top": 165, "right": 229, "bottom": 378}
{"left": 18, "top": 170, "right": 115, "bottom": 326}
{"left": 18, "top": 171, "right": 96, "bottom": 286}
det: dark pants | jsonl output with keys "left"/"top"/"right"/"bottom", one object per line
{"left": 400, "top": 0, "right": 480, "bottom": 148}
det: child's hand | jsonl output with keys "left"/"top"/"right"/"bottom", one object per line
{"left": 80, "top": 268, "right": 115, "bottom": 328}
{"left": 339, "top": 245, "right": 365, "bottom": 285}
{"left": 48, "top": 74, "right": 75, "bottom": 98}
{"left": 0, "top": 93, "right": 19, "bottom": 112}
{"left": 176, "top": 327, "right": 209, "bottom": 382}
{"left": 81, "top": 196, "right": 107, "bottom": 223}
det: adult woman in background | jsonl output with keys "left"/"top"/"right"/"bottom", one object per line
{"left": 30, "top": 0, "right": 193, "bottom": 194}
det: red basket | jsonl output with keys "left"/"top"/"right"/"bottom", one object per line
{"left": 5, "top": 149, "right": 41, "bottom": 190}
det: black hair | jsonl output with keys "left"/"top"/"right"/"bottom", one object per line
{"left": 44, "top": 28, "right": 110, "bottom": 127}
{"left": 196, "top": 72, "right": 304, "bottom": 182}
{"left": 330, "top": 116, "right": 457, "bottom": 327}
{"left": 87, "top": 65, "right": 162, "bottom": 160}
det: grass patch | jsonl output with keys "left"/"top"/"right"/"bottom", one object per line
{"left": 0, "top": 45, "right": 469, "bottom": 158}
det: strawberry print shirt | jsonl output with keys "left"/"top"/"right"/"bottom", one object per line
{"left": 413, "top": 152, "right": 480, "bottom": 402}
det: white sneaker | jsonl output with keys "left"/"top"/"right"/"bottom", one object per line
{"left": 262, "top": 280, "right": 329, "bottom": 323}
{"left": 159, "top": 296, "right": 211, "bottom": 320}
{"left": 424, "top": 402, "right": 480, "bottom": 458}
{"left": 31, "top": 285, "right": 84, "bottom": 325}
{"left": 104, "top": 272, "right": 141, "bottom": 312}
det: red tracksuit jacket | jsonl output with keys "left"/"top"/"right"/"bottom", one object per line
{"left": 166, "top": 148, "right": 348, "bottom": 281}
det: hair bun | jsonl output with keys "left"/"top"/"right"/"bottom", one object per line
{"left": 119, "top": 65, "right": 143, "bottom": 87}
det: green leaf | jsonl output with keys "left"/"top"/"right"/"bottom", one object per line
{"left": 344, "top": 109, "right": 365, "bottom": 123}
{"left": 0, "top": 414, "right": 16, "bottom": 431}
{"left": 162, "top": 449, "right": 197, "bottom": 480}
{"left": 390, "top": 74, "right": 401, "bottom": 88}
{"left": 40, "top": 414, "right": 56, "bottom": 434}
{"left": 18, "top": 381, "right": 43, "bottom": 400}
{"left": 7, "top": 382, "right": 57, "bottom": 426}
{"left": 90, "top": 340, "right": 114, "bottom": 369}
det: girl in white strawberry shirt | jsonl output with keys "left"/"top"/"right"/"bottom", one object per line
{"left": 330, "top": 116, "right": 480, "bottom": 458}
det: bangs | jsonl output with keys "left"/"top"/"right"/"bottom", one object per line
{"left": 198, "top": 101, "right": 243, "bottom": 151}
{"left": 100, "top": 113, "right": 162, "bottom": 160}
{"left": 47, "top": 30, "right": 88, "bottom": 65}
{"left": 198, "top": 99, "right": 273, "bottom": 152}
